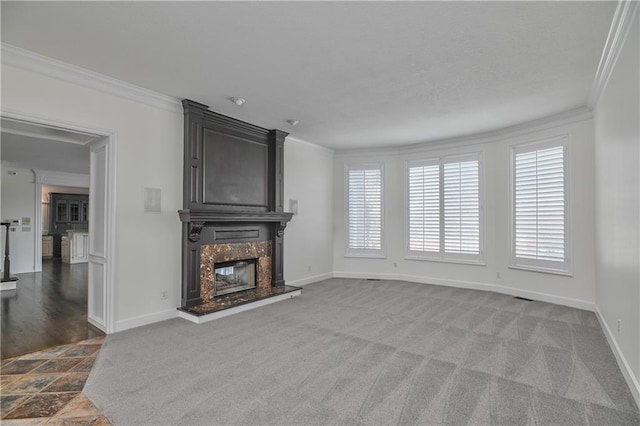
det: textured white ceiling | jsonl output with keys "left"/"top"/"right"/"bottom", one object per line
{"left": 1, "top": 1, "right": 615, "bottom": 149}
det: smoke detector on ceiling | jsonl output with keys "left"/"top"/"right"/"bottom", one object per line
{"left": 286, "top": 119, "right": 300, "bottom": 127}
{"left": 230, "top": 97, "right": 246, "bottom": 106}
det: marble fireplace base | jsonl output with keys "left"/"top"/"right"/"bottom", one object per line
{"left": 177, "top": 285, "right": 301, "bottom": 324}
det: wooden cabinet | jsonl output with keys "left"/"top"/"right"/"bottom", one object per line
{"left": 55, "top": 199, "right": 68, "bottom": 223}
{"left": 81, "top": 201, "right": 89, "bottom": 223}
{"left": 42, "top": 236, "right": 53, "bottom": 259}
{"left": 69, "top": 201, "right": 81, "bottom": 222}
{"left": 61, "top": 236, "right": 70, "bottom": 262}
{"left": 61, "top": 231, "right": 89, "bottom": 264}
{"left": 50, "top": 193, "right": 89, "bottom": 234}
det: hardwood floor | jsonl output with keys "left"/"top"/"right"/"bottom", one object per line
{"left": 1, "top": 259, "right": 103, "bottom": 359}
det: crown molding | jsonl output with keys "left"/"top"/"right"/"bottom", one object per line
{"left": 1, "top": 43, "right": 182, "bottom": 114}
{"left": 33, "top": 169, "right": 89, "bottom": 188}
{"left": 286, "top": 136, "right": 334, "bottom": 155}
{"left": 1, "top": 162, "right": 89, "bottom": 187}
{"left": 335, "top": 106, "right": 592, "bottom": 159}
{"left": 587, "top": 0, "right": 639, "bottom": 109}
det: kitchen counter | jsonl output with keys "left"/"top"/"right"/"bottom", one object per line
{"left": 61, "top": 231, "right": 89, "bottom": 264}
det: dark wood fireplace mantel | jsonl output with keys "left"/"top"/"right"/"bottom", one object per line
{"left": 178, "top": 209, "right": 293, "bottom": 242}
{"left": 178, "top": 99, "right": 293, "bottom": 308}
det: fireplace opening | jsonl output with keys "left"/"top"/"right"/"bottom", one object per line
{"left": 214, "top": 259, "right": 257, "bottom": 296}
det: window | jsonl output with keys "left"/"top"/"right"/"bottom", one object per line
{"left": 346, "top": 164, "right": 384, "bottom": 256}
{"left": 511, "top": 137, "right": 569, "bottom": 274}
{"left": 407, "top": 154, "right": 482, "bottom": 263}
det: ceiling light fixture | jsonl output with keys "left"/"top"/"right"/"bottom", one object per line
{"left": 230, "top": 97, "right": 246, "bottom": 106}
{"left": 287, "top": 119, "right": 300, "bottom": 127}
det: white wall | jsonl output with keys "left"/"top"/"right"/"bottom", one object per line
{"left": 594, "top": 9, "right": 639, "bottom": 391}
{"left": 2, "top": 65, "right": 183, "bottom": 331}
{"left": 284, "top": 138, "right": 334, "bottom": 285}
{"left": 334, "top": 118, "right": 596, "bottom": 308}
{"left": 0, "top": 166, "right": 36, "bottom": 273}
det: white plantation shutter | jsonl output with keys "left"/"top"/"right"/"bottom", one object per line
{"left": 408, "top": 164, "right": 440, "bottom": 252}
{"left": 512, "top": 140, "right": 568, "bottom": 272}
{"left": 347, "top": 165, "right": 383, "bottom": 253}
{"left": 444, "top": 160, "right": 480, "bottom": 254}
{"left": 408, "top": 155, "right": 482, "bottom": 262}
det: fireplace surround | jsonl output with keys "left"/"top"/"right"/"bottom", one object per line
{"left": 200, "top": 241, "right": 271, "bottom": 302}
{"left": 178, "top": 100, "right": 294, "bottom": 311}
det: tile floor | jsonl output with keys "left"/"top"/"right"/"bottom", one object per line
{"left": 1, "top": 336, "right": 109, "bottom": 425}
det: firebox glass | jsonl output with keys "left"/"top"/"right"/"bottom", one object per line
{"left": 214, "top": 259, "right": 257, "bottom": 296}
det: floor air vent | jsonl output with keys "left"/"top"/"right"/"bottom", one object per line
{"left": 513, "top": 296, "right": 533, "bottom": 302}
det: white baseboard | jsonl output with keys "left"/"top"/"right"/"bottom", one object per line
{"left": 114, "top": 308, "right": 178, "bottom": 333}
{"left": 595, "top": 307, "right": 640, "bottom": 407}
{"left": 87, "top": 317, "right": 106, "bottom": 333}
{"left": 332, "top": 271, "right": 596, "bottom": 311}
{"left": 287, "top": 272, "right": 334, "bottom": 287}
{"left": 0, "top": 280, "right": 17, "bottom": 291}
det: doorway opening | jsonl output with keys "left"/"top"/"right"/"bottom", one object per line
{"left": 0, "top": 113, "right": 115, "bottom": 357}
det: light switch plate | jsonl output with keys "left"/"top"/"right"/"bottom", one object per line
{"left": 289, "top": 199, "right": 298, "bottom": 216}
{"left": 144, "top": 187, "right": 162, "bottom": 213}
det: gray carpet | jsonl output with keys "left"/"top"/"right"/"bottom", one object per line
{"left": 84, "top": 278, "right": 639, "bottom": 425}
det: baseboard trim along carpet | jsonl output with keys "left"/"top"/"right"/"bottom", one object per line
{"left": 332, "top": 272, "right": 596, "bottom": 311}
{"left": 114, "top": 308, "right": 178, "bottom": 333}
{"left": 596, "top": 307, "right": 640, "bottom": 407}
{"left": 287, "top": 272, "right": 334, "bottom": 287}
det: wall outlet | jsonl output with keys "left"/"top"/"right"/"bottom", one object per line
{"left": 617, "top": 320, "right": 621, "bottom": 333}
{"left": 393, "top": 262, "right": 398, "bottom": 268}
{"left": 496, "top": 272, "right": 501, "bottom": 279}
{"left": 161, "top": 291, "right": 168, "bottom": 300}
{"left": 307, "top": 265, "right": 312, "bottom": 272}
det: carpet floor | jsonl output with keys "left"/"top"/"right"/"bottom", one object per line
{"left": 85, "top": 278, "right": 639, "bottom": 425}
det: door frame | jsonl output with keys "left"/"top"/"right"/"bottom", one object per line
{"left": 1, "top": 110, "right": 117, "bottom": 334}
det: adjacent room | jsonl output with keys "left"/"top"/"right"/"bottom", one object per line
{"left": 1, "top": 1, "right": 638, "bottom": 425}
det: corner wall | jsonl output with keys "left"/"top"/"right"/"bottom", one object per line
{"left": 284, "top": 138, "right": 334, "bottom": 285}
{"left": 593, "top": 7, "right": 640, "bottom": 399}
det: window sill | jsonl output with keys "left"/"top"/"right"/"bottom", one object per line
{"left": 344, "top": 253, "right": 387, "bottom": 259}
{"left": 405, "top": 256, "right": 486, "bottom": 266}
{"left": 508, "top": 264, "right": 573, "bottom": 277}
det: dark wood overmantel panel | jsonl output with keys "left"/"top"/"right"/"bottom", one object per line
{"left": 179, "top": 99, "right": 292, "bottom": 308}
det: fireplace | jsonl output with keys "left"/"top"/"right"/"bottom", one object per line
{"left": 199, "top": 240, "right": 272, "bottom": 303}
{"left": 178, "top": 99, "right": 294, "bottom": 312}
